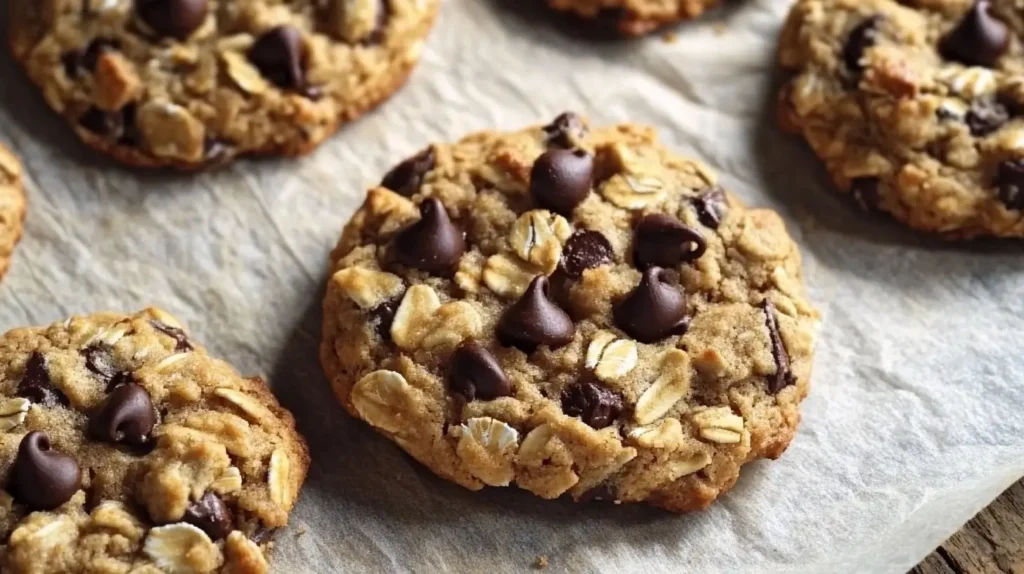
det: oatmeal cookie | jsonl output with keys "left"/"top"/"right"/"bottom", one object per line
{"left": 320, "top": 114, "right": 819, "bottom": 513}
{"left": 545, "top": 0, "right": 727, "bottom": 36}
{"left": 0, "top": 308, "right": 309, "bottom": 573}
{"left": 0, "top": 144, "right": 26, "bottom": 282}
{"left": 8, "top": 0, "right": 438, "bottom": 169}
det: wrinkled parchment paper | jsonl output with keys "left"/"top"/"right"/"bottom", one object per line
{"left": 2, "top": 1, "right": 1023, "bottom": 572}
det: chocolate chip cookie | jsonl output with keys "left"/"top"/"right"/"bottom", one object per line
{"left": 779, "top": 0, "right": 1024, "bottom": 237}
{"left": 0, "top": 308, "right": 309, "bottom": 573}
{"left": 320, "top": 114, "right": 819, "bottom": 513}
{"left": 8, "top": 0, "right": 438, "bottom": 169}
{"left": 0, "top": 145, "right": 26, "bottom": 282}
{"left": 545, "top": 0, "right": 727, "bottom": 36}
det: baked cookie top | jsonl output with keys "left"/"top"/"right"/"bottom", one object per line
{"left": 0, "top": 309, "right": 309, "bottom": 573}
{"left": 321, "top": 115, "right": 819, "bottom": 513}
{"left": 545, "top": 0, "right": 727, "bottom": 36}
{"left": 8, "top": 0, "right": 438, "bottom": 168}
{"left": 0, "top": 145, "right": 26, "bottom": 282}
{"left": 779, "top": 0, "right": 1024, "bottom": 237}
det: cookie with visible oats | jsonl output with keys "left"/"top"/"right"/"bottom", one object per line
{"left": 0, "top": 308, "right": 309, "bottom": 573}
{"left": 544, "top": 0, "right": 728, "bottom": 36}
{"left": 779, "top": 0, "right": 1024, "bottom": 237}
{"left": 0, "top": 144, "right": 25, "bottom": 282}
{"left": 7, "top": 0, "right": 438, "bottom": 169}
{"left": 320, "top": 114, "right": 819, "bottom": 513}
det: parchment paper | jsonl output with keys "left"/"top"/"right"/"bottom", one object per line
{"left": 1, "top": 1, "right": 1023, "bottom": 572}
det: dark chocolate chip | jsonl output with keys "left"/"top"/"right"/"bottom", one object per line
{"left": 448, "top": 341, "right": 512, "bottom": 401}
{"left": 251, "top": 525, "right": 278, "bottom": 545}
{"left": 965, "top": 100, "right": 1009, "bottom": 136}
{"left": 530, "top": 149, "right": 594, "bottom": 215}
{"left": 542, "top": 112, "right": 588, "bottom": 149}
{"left": 381, "top": 147, "right": 435, "bottom": 197}
{"left": 497, "top": 276, "right": 575, "bottom": 352}
{"left": 88, "top": 383, "right": 157, "bottom": 448}
{"left": 850, "top": 177, "right": 882, "bottom": 211}
{"left": 693, "top": 187, "right": 728, "bottom": 229}
{"left": 561, "top": 381, "right": 623, "bottom": 429}
{"left": 249, "top": 26, "right": 313, "bottom": 95}
{"left": 940, "top": 0, "right": 1009, "bottom": 68}
{"left": 560, "top": 230, "right": 613, "bottom": 279}
{"left": 842, "top": 16, "right": 883, "bottom": 73}
{"left": 613, "top": 267, "right": 689, "bottom": 344}
{"left": 184, "top": 492, "right": 234, "bottom": 541}
{"left": 369, "top": 294, "right": 403, "bottom": 340}
{"left": 762, "top": 300, "right": 795, "bottom": 393}
{"left": 78, "top": 104, "right": 139, "bottom": 145}
{"left": 17, "top": 352, "right": 69, "bottom": 407}
{"left": 9, "top": 432, "right": 81, "bottom": 511}
{"left": 633, "top": 214, "right": 707, "bottom": 269}
{"left": 151, "top": 320, "right": 193, "bottom": 352}
{"left": 61, "top": 38, "right": 120, "bottom": 78}
{"left": 136, "top": 0, "right": 209, "bottom": 40}
{"left": 84, "top": 344, "right": 118, "bottom": 380}
{"left": 994, "top": 158, "right": 1024, "bottom": 210}
{"left": 393, "top": 198, "right": 466, "bottom": 276}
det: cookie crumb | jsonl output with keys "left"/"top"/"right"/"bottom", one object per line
{"left": 533, "top": 555, "right": 549, "bottom": 569}
{"left": 712, "top": 23, "right": 727, "bottom": 36}
{"left": 661, "top": 31, "right": 677, "bottom": 44}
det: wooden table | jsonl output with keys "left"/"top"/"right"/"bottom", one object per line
{"left": 911, "top": 481, "right": 1023, "bottom": 573}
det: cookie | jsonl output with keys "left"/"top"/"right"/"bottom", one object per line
{"left": 0, "top": 144, "right": 26, "bottom": 282}
{"left": 779, "top": 0, "right": 1024, "bottom": 237}
{"left": 544, "top": 0, "right": 727, "bottom": 36}
{"left": 0, "top": 308, "right": 309, "bottom": 573}
{"left": 7, "top": 0, "right": 438, "bottom": 169}
{"left": 320, "top": 114, "right": 819, "bottom": 513}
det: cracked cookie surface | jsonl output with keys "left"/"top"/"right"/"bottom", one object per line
{"left": 545, "top": 0, "right": 727, "bottom": 35}
{"left": 320, "top": 115, "right": 819, "bottom": 513}
{"left": 0, "top": 308, "right": 309, "bottom": 573}
{"left": 8, "top": 0, "right": 438, "bottom": 169}
{"left": 0, "top": 145, "right": 26, "bottom": 282}
{"left": 779, "top": 0, "right": 1024, "bottom": 237}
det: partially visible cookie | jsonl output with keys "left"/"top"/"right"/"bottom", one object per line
{"left": 779, "top": 0, "right": 1024, "bottom": 237}
{"left": 8, "top": 0, "right": 438, "bottom": 169}
{"left": 321, "top": 114, "right": 819, "bottom": 513}
{"left": 0, "top": 308, "right": 309, "bottom": 573}
{"left": 0, "top": 144, "right": 26, "bottom": 281}
{"left": 545, "top": 0, "right": 727, "bottom": 35}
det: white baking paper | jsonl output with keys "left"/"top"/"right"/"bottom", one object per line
{"left": 1, "top": 1, "right": 1022, "bottom": 572}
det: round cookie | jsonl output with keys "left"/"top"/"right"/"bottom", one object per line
{"left": 0, "top": 308, "right": 309, "bottom": 573}
{"left": 0, "top": 144, "right": 26, "bottom": 281}
{"left": 8, "top": 0, "right": 438, "bottom": 169}
{"left": 320, "top": 114, "right": 819, "bottom": 513}
{"left": 544, "top": 0, "right": 728, "bottom": 36}
{"left": 779, "top": 0, "right": 1024, "bottom": 237}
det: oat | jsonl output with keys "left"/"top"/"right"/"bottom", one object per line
{"left": 351, "top": 370, "right": 421, "bottom": 434}
{"left": 209, "top": 466, "right": 243, "bottom": 495}
{"left": 634, "top": 350, "right": 691, "bottom": 425}
{"left": 390, "top": 285, "right": 482, "bottom": 350}
{"left": 692, "top": 407, "right": 744, "bottom": 444}
{"left": 601, "top": 174, "right": 666, "bottom": 209}
{"left": 509, "top": 210, "right": 573, "bottom": 274}
{"left": 136, "top": 100, "right": 205, "bottom": 162}
{"left": 268, "top": 449, "right": 295, "bottom": 508}
{"left": 143, "top": 523, "right": 222, "bottom": 574}
{"left": 221, "top": 50, "right": 270, "bottom": 95}
{"left": 627, "top": 418, "right": 685, "bottom": 449}
{"left": 0, "top": 397, "right": 30, "bottom": 431}
{"left": 454, "top": 417, "right": 520, "bottom": 486}
{"left": 585, "top": 332, "right": 638, "bottom": 383}
{"left": 214, "top": 388, "right": 276, "bottom": 426}
{"left": 483, "top": 253, "right": 543, "bottom": 298}
{"left": 329, "top": 0, "right": 384, "bottom": 44}
{"left": 331, "top": 267, "right": 405, "bottom": 310}
{"left": 937, "top": 66, "right": 996, "bottom": 99}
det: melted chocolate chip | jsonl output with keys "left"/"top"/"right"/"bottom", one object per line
{"left": 762, "top": 300, "right": 795, "bottom": 393}
{"left": 448, "top": 341, "right": 512, "bottom": 401}
{"left": 89, "top": 383, "right": 157, "bottom": 447}
{"left": 941, "top": 0, "right": 1009, "bottom": 68}
{"left": 994, "top": 159, "right": 1024, "bottom": 210}
{"left": 613, "top": 267, "right": 689, "bottom": 344}
{"left": 561, "top": 381, "right": 624, "bottom": 429}
{"left": 184, "top": 492, "right": 234, "bottom": 541}
{"left": 136, "top": 0, "right": 209, "bottom": 40}
{"left": 393, "top": 198, "right": 466, "bottom": 276}
{"left": 633, "top": 214, "right": 707, "bottom": 269}
{"left": 381, "top": 147, "right": 436, "bottom": 197}
{"left": 842, "top": 16, "right": 883, "bottom": 73}
{"left": 17, "top": 352, "right": 69, "bottom": 407}
{"left": 369, "top": 294, "right": 403, "bottom": 340}
{"left": 249, "top": 26, "right": 314, "bottom": 96}
{"left": 693, "top": 187, "right": 728, "bottom": 229}
{"left": 530, "top": 149, "right": 594, "bottom": 215}
{"left": 9, "top": 432, "right": 81, "bottom": 511}
{"left": 850, "top": 177, "right": 882, "bottom": 211}
{"left": 151, "top": 320, "right": 193, "bottom": 352}
{"left": 965, "top": 100, "right": 1009, "bottom": 136}
{"left": 497, "top": 276, "right": 575, "bottom": 352}
{"left": 560, "top": 230, "right": 614, "bottom": 279}
{"left": 542, "top": 112, "right": 588, "bottom": 149}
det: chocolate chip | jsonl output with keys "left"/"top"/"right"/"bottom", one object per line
{"left": 250, "top": 524, "right": 278, "bottom": 545}
{"left": 136, "top": 0, "right": 209, "bottom": 40}
{"left": 849, "top": 177, "right": 882, "bottom": 211}
{"left": 560, "top": 230, "right": 613, "bottom": 279}
{"left": 633, "top": 214, "right": 707, "bottom": 269}
{"left": 393, "top": 198, "right": 466, "bottom": 276}
{"left": 497, "top": 276, "right": 575, "bottom": 352}
{"left": 84, "top": 344, "right": 118, "bottom": 380}
{"left": 17, "top": 352, "right": 69, "bottom": 407}
{"left": 9, "top": 432, "right": 81, "bottom": 511}
{"left": 762, "top": 300, "right": 795, "bottom": 393}
{"left": 842, "top": 16, "right": 883, "bottom": 73}
{"left": 151, "top": 320, "right": 193, "bottom": 352}
{"left": 184, "top": 492, "right": 234, "bottom": 541}
{"left": 448, "top": 341, "right": 512, "bottom": 401}
{"left": 369, "top": 294, "right": 403, "bottom": 340}
{"left": 561, "top": 381, "right": 623, "bottom": 429}
{"left": 693, "top": 187, "right": 728, "bottom": 229}
{"left": 613, "top": 267, "right": 689, "bottom": 344}
{"left": 542, "top": 112, "right": 588, "bottom": 149}
{"left": 530, "top": 149, "right": 594, "bottom": 215}
{"left": 249, "top": 26, "right": 313, "bottom": 95}
{"left": 940, "top": 0, "right": 1009, "bottom": 68}
{"left": 994, "top": 159, "right": 1024, "bottom": 210}
{"left": 61, "top": 38, "right": 120, "bottom": 78}
{"left": 78, "top": 104, "right": 139, "bottom": 145}
{"left": 365, "top": 0, "right": 390, "bottom": 45}
{"left": 965, "top": 100, "right": 1009, "bottom": 136}
{"left": 381, "top": 147, "right": 435, "bottom": 197}
{"left": 88, "top": 383, "right": 157, "bottom": 448}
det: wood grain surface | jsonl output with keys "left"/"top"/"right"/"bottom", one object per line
{"left": 911, "top": 481, "right": 1023, "bottom": 574}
